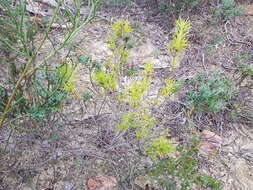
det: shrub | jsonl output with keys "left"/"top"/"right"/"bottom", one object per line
{"left": 158, "top": 0, "right": 207, "bottom": 15}
{"left": 214, "top": 0, "right": 244, "bottom": 21}
{"left": 89, "top": 20, "right": 222, "bottom": 189}
{"left": 0, "top": 0, "right": 100, "bottom": 127}
{"left": 186, "top": 72, "right": 238, "bottom": 114}
{"left": 148, "top": 139, "right": 222, "bottom": 190}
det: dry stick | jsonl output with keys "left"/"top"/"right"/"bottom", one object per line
{"left": 202, "top": 52, "right": 208, "bottom": 75}
{"left": 3, "top": 127, "right": 14, "bottom": 152}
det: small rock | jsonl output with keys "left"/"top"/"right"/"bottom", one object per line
{"left": 64, "top": 183, "right": 74, "bottom": 190}
{"left": 134, "top": 174, "right": 155, "bottom": 190}
{"left": 199, "top": 130, "right": 223, "bottom": 156}
{"left": 87, "top": 175, "right": 117, "bottom": 190}
{"left": 41, "top": 140, "right": 50, "bottom": 148}
{"left": 55, "top": 149, "right": 63, "bottom": 157}
{"left": 202, "top": 130, "right": 223, "bottom": 146}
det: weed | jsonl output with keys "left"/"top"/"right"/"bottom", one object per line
{"left": 186, "top": 72, "right": 238, "bottom": 114}
{"left": 129, "top": 65, "right": 153, "bottom": 105}
{"left": 111, "top": 20, "right": 133, "bottom": 39}
{"left": 235, "top": 63, "right": 253, "bottom": 86}
{"left": 117, "top": 112, "right": 139, "bottom": 132}
{"left": 233, "top": 53, "right": 253, "bottom": 84}
{"left": 169, "top": 19, "right": 191, "bottom": 52}
{"left": 87, "top": 19, "right": 222, "bottom": 190}
{"left": 82, "top": 92, "right": 93, "bottom": 102}
{"left": 117, "top": 111, "right": 156, "bottom": 139}
{"left": 128, "top": 78, "right": 150, "bottom": 107}
{"left": 233, "top": 53, "right": 253, "bottom": 65}
{"left": 78, "top": 55, "right": 91, "bottom": 67}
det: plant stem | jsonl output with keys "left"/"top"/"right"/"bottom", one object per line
{"left": 0, "top": 1, "right": 98, "bottom": 129}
